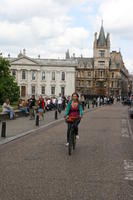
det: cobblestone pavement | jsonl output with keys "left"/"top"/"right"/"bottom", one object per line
{"left": 1, "top": 103, "right": 133, "bottom": 200}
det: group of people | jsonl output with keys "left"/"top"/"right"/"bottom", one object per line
{"left": 2, "top": 94, "right": 72, "bottom": 120}
{"left": 92, "top": 96, "right": 115, "bottom": 107}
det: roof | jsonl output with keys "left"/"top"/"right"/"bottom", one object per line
{"left": 97, "top": 25, "right": 107, "bottom": 47}
{"left": 74, "top": 57, "right": 93, "bottom": 67}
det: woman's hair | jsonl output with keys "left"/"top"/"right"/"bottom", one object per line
{"left": 71, "top": 92, "right": 80, "bottom": 103}
{"left": 6, "top": 98, "right": 10, "bottom": 104}
{"left": 72, "top": 92, "right": 79, "bottom": 98}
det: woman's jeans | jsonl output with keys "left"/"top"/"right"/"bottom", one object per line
{"left": 67, "top": 119, "right": 80, "bottom": 143}
{"left": 6, "top": 108, "right": 14, "bottom": 119}
{"left": 20, "top": 107, "right": 29, "bottom": 114}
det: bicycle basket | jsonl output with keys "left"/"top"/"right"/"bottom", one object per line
{"left": 66, "top": 116, "right": 79, "bottom": 123}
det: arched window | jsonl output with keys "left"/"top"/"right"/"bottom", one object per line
{"left": 61, "top": 72, "right": 65, "bottom": 81}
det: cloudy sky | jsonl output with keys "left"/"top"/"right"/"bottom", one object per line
{"left": 0, "top": 0, "right": 133, "bottom": 73}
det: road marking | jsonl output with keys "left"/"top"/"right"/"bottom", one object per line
{"left": 124, "top": 160, "right": 133, "bottom": 180}
{"left": 121, "top": 119, "right": 129, "bottom": 138}
{"left": 127, "top": 117, "right": 133, "bottom": 140}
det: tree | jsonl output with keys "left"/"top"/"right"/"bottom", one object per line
{"left": 0, "top": 56, "right": 20, "bottom": 104}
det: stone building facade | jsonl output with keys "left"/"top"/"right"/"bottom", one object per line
{"left": 74, "top": 24, "right": 130, "bottom": 97}
{"left": 9, "top": 51, "right": 76, "bottom": 98}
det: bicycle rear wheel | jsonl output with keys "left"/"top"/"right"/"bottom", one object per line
{"left": 68, "top": 130, "right": 72, "bottom": 156}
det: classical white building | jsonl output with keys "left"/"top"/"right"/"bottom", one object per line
{"left": 8, "top": 50, "right": 77, "bottom": 98}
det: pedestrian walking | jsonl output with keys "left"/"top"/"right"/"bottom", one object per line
{"left": 57, "top": 93, "right": 63, "bottom": 113}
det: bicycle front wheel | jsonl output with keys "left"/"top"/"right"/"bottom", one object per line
{"left": 73, "top": 133, "right": 76, "bottom": 150}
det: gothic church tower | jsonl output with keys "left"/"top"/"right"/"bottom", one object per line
{"left": 93, "top": 22, "right": 110, "bottom": 69}
{"left": 93, "top": 22, "right": 111, "bottom": 96}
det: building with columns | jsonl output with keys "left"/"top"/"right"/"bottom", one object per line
{"left": 9, "top": 50, "right": 77, "bottom": 98}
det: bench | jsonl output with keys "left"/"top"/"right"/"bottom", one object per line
{"left": 0, "top": 110, "right": 27, "bottom": 122}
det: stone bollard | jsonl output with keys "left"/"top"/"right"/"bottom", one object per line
{"left": 55, "top": 110, "right": 58, "bottom": 120}
{"left": 1, "top": 121, "right": 6, "bottom": 138}
{"left": 36, "top": 113, "right": 39, "bottom": 126}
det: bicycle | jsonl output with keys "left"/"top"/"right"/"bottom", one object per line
{"left": 66, "top": 116, "right": 80, "bottom": 156}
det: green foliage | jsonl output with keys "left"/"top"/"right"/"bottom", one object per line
{"left": 0, "top": 56, "right": 20, "bottom": 104}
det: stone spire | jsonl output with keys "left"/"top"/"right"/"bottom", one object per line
{"left": 97, "top": 21, "right": 106, "bottom": 47}
{"left": 66, "top": 49, "right": 70, "bottom": 59}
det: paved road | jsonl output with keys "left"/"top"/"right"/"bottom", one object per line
{"left": 1, "top": 103, "right": 133, "bottom": 200}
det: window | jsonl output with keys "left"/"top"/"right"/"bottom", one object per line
{"left": 51, "top": 86, "right": 55, "bottom": 95}
{"left": 87, "top": 81, "right": 91, "bottom": 87}
{"left": 61, "top": 72, "right": 65, "bottom": 81}
{"left": 61, "top": 87, "right": 65, "bottom": 96}
{"left": 41, "top": 86, "right": 45, "bottom": 95}
{"left": 117, "top": 63, "right": 120, "bottom": 68}
{"left": 99, "top": 50, "right": 105, "bottom": 57}
{"left": 22, "top": 70, "right": 26, "bottom": 80}
{"left": 12, "top": 69, "right": 16, "bottom": 77}
{"left": 117, "top": 80, "right": 120, "bottom": 88}
{"left": 81, "top": 71, "right": 84, "bottom": 77}
{"left": 81, "top": 81, "right": 84, "bottom": 87}
{"left": 111, "top": 81, "right": 114, "bottom": 88}
{"left": 94, "top": 71, "right": 97, "bottom": 78}
{"left": 98, "top": 61, "right": 105, "bottom": 68}
{"left": 96, "top": 82, "right": 99, "bottom": 87}
{"left": 88, "top": 71, "right": 91, "bottom": 77}
{"left": 42, "top": 71, "right": 45, "bottom": 80}
{"left": 32, "top": 71, "right": 36, "bottom": 80}
{"left": 112, "top": 72, "right": 114, "bottom": 78}
{"left": 100, "top": 71, "right": 104, "bottom": 78}
{"left": 77, "top": 80, "right": 80, "bottom": 87}
{"left": 31, "top": 86, "right": 35, "bottom": 95}
{"left": 52, "top": 72, "right": 55, "bottom": 81}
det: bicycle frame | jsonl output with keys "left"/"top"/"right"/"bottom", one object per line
{"left": 68, "top": 120, "right": 77, "bottom": 156}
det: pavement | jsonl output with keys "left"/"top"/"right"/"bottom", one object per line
{"left": 0, "top": 109, "right": 65, "bottom": 143}
{"left": 1, "top": 103, "right": 133, "bottom": 199}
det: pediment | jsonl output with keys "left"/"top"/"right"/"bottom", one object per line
{"left": 10, "top": 56, "right": 40, "bottom": 66}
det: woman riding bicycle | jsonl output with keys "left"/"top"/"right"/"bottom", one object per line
{"left": 65, "top": 92, "right": 83, "bottom": 146}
